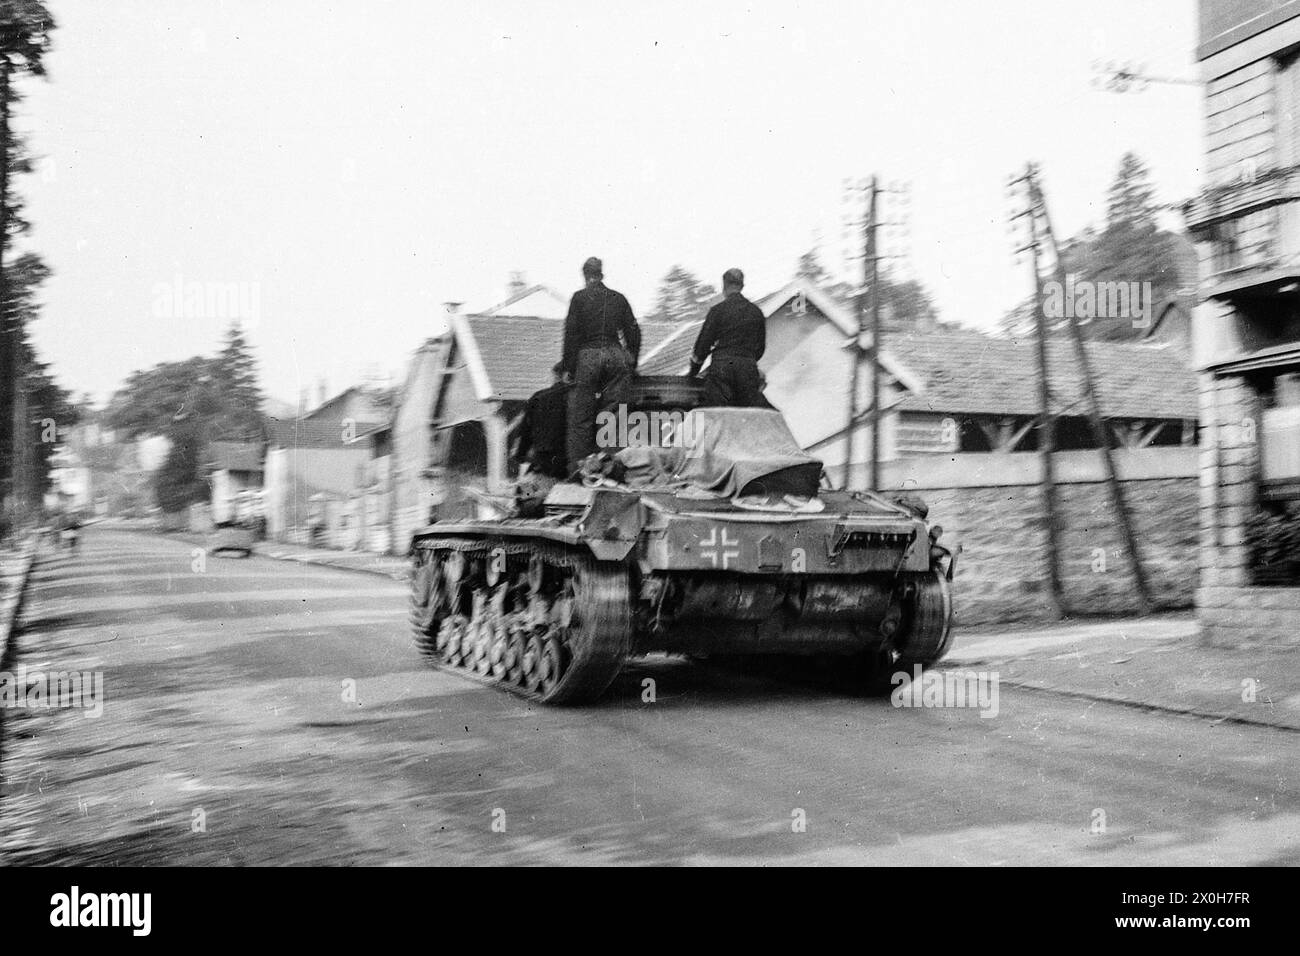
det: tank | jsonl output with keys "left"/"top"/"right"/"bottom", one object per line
{"left": 409, "top": 375, "right": 958, "bottom": 704}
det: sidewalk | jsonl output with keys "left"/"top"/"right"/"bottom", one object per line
{"left": 254, "top": 541, "right": 410, "bottom": 581}
{"left": 145, "top": 524, "right": 411, "bottom": 583}
{"left": 0, "top": 534, "right": 37, "bottom": 661}
{"left": 946, "top": 612, "right": 1300, "bottom": 731}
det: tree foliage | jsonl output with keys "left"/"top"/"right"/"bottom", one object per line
{"left": 648, "top": 265, "right": 718, "bottom": 322}
{"left": 0, "top": 0, "right": 55, "bottom": 516}
{"left": 105, "top": 323, "right": 266, "bottom": 512}
{"left": 0, "top": 253, "right": 77, "bottom": 495}
{"left": 998, "top": 153, "right": 1192, "bottom": 341}
{"left": 796, "top": 247, "right": 949, "bottom": 334}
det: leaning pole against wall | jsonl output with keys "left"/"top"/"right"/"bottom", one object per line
{"left": 1027, "top": 165, "right": 1153, "bottom": 615}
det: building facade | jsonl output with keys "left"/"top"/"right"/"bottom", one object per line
{"left": 1185, "top": 0, "right": 1300, "bottom": 644}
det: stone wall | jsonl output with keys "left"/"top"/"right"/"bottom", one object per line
{"left": 905, "top": 476, "right": 1200, "bottom": 627}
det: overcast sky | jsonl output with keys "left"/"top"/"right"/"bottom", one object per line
{"left": 19, "top": 0, "right": 1201, "bottom": 406}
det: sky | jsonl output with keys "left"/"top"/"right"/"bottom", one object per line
{"left": 17, "top": 0, "right": 1203, "bottom": 407}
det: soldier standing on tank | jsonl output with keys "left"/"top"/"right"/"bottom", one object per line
{"left": 517, "top": 361, "right": 571, "bottom": 480}
{"left": 688, "top": 268, "right": 769, "bottom": 407}
{"left": 562, "top": 256, "right": 641, "bottom": 473}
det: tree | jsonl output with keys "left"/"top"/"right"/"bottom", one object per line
{"left": 152, "top": 420, "right": 208, "bottom": 515}
{"left": 998, "top": 153, "right": 1191, "bottom": 342}
{"left": 212, "top": 322, "right": 264, "bottom": 441}
{"left": 2, "top": 252, "right": 76, "bottom": 497}
{"left": 0, "top": 0, "right": 54, "bottom": 517}
{"left": 106, "top": 327, "right": 267, "bottom": 513}
{"left": 648, "top": 265, "right": 718, "bottom": 322}
{"left": 1068, "top": 153, "right": 1188, "bottom": 341}
{"left": 796, "top": 246, "right": 949, "bottom": 334}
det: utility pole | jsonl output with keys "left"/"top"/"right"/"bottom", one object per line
{"left": 1026, "top": 165, "right": 1153, "bottom": 614}
{"left": 845, "top": 175, "right": 883, "bottom": 490}
{"left": 866, "top": 176, "right": 881, "bottom": 490}
{"left": 0, "top": 58, "right": 11, "bottom": 517}
{"left": 1010, "top": 163, "right": 1065, "bottom": 620}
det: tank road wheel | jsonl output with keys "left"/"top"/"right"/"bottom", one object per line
{"left": 522, "top": 633, "right": 545, "bottom": 692}
{"left": 537, "top": 634, "right": 569, "bottom": 697}
{"left": 444, "top": 614, "right": 469, "bottom": 665}
{"left": 409, "top": 552, "right": 446, "bottom": 655}
{"left": 489, "top": 618, "right": 511, "bottom": 679}
{"left": 437, "top": 614, "right": 467, "bottom": 661}
{"left": 503, "top": 623, "right": 526, "bottom": 685}
{"left": 894, "top": 569, "right": 955, "bottom": 669}
{"left": 531, "top": 555, "right": 631, "bottom": 706}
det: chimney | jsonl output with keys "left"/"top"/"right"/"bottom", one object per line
{"left": 507, "top": 271, "right": 528, "bottom": 298}
{"left": 316, "top": 378, "right": 328, "bottom": 408}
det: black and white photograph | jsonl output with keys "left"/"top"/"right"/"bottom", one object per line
{"left": 0, "top": 0, "right": 1293, "bottom": 918}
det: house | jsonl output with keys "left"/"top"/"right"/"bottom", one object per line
{"left": 262, "top": 388, "right": 390, "bottom": 548}
{"left": 641, "top": 279, "right": 924, "bottom": 486}
{"left": 407, "top": 295, "right": 684, "bottom": 514}
{"left": 1183, "top": 0, "right": 1300, "bottom": 645}
{"left": 206, "top": 441, "right": 264, "bottom": 525}
{"left": 390, "top": 334, "right": 454, "bottom": 549}
{"left": 640, "top": 279, "right": 1197, "bottom": 484}
{"left": 47, "top": 416, "right": 169, "bottom": 518}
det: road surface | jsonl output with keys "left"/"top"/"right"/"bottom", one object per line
{"left": 1, "top": 527, "right": 1296, "bottom": 865}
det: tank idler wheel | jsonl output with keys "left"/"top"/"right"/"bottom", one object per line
{"left": 895, "top": 569, "right": 955, "bottom": 668}
{"left": 522, "top": 633, "right": 545, "bottom": 692}
{"left": 409, "top": 553, "right": 446, "bottom": 653}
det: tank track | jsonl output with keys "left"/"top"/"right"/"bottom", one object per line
{"left": 410, "top": 537, "right": 631, "bottom": 705}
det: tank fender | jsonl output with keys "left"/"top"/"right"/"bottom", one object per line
{"left": 579, "top": 489, "right": 644, "bottom": 561}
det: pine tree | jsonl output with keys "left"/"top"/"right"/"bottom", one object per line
{"left": 0, "top": 0, "right": 55, "bottom": 516}
{"left": 648, "top": 266, "right": 718, "bottom": 322}
{"left": 212, "top": 322, "right": 264, "bottom": 441}
{"left": 1106, "top": 152, "right": 1158, "bottom": 232}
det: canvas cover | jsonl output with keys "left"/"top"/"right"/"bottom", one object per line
{"left": 673, "top": 408, "right": 823, "bottom": 498}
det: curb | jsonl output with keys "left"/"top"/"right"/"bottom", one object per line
{"left": 0, "top": 535, "right": 38, "bottom": 664}
{"left": 999, "top": 678, "right": 1300, "bottom": 734}
{"left": 253, "top": 547, "right": 410, "bottom": 582}
{"left": 150, "top": 528, "right": 408, "bottom": 582}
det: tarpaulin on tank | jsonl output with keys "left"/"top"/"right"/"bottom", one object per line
{"left": 674, "top": 408, "right": 823, "bottom": 498}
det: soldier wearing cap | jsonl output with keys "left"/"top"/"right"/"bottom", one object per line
{"left": 516, "top": 361, "right": 570, "bottom": 480}
{"left": 561, "top": 256, "right": 642, "bottom": 472}
{"left": 688, "top": 267, "right": 768, "bottom": 407}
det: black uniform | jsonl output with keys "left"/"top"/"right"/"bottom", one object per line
{"left": 690, "top": 291, "right": 768, "bottom": 407}
{"left": 561, "top": 282, "right": 641, "bottom": 470}
{"left": 516, "top": 381, "right": 570, "bottom": 479}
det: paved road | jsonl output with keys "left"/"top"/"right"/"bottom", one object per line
{"left": 1, "top": 527, "right": 1297, "bottom": 865}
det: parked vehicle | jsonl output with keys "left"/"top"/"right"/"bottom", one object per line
{"left": 208, "top": 521, "right": 256, "bottom": 558}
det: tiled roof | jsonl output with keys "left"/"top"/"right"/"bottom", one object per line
{"left": 885, "top": 331, "right": 1198, "bottom": 420}
{"left": 208, "top": 441, "right": 263, "bottom": 473}
{"left": 463, "top": 316, "right": 685, "bottom": 401}
{"left": 265, "top": 418, "right": 382, "bottom": 449}
{"left": 639, "top": 320, "right": 704, "bottom": 376}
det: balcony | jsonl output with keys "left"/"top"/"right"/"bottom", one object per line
{"left": 1184, "top": 164, "right": 1300, "bottom": 232}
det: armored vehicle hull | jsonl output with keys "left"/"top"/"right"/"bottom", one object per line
{"left": 409, "top": 376, "right": 957, "bottom": 704}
